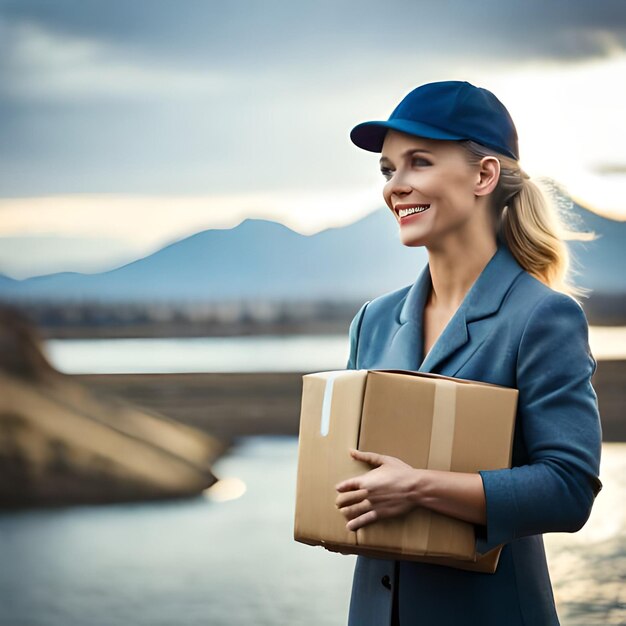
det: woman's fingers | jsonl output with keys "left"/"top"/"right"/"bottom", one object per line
{"left": 350, "top": 448, "right": 385, "bottom": 466}
{"left": 335, "top": 488, "right": 369, "bottom": 509}
{"left": 336, "top": 449, "right": 388, "bottom": 492}
{"left": 335, "top": 477, "right": 362, "bottom": 492}
{"left": 346, "top": 509, "right": 378, "bottom": 531}
{"left": 338, "top": 498, "right": 373, "bottom": 522}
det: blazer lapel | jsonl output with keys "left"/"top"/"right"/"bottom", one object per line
{"left": 393, "top": 240, "right": 524, "bottom": 374}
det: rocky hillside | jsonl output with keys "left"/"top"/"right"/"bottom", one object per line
{"left": 0, "top": 304, "right": 225, "bottom": 508}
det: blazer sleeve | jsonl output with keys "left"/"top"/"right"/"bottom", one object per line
{"left": 476, "top": 291, "right": 603, "bottom": 552}
{"left": 346, "top": 300, "right": 370, "bottom": 371}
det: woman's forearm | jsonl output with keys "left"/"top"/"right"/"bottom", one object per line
{"left": 410, "top": 469, "right": 487, "bottom": 526}
{"left": 335, "top": 450, "right": 488, "bottom": 531}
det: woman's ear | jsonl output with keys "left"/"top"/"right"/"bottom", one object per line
{"left": 474, "top": 156, "right": 500, "bottom": 197}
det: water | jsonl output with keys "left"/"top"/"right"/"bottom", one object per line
{"left": 0, "top": 438, "right": 624, "bottom": 626}
{"left": 43, "top": 335, "right": 351, "bottom": 374}
{"left": 43, "top": 326, "right": 626, "bottom": 374}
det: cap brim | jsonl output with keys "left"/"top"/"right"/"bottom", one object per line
{"left": 350, "top": 119, "right": 466, "bottom": 152}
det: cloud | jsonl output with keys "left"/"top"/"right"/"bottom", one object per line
{"left": 1, "top": 20, "right": 229, "bottom": 101}
{"left": 0, "top": 0, "right": 624, "bottom": 202}
{"left": 2, "top": 0, "right": 626, "bottom": 66}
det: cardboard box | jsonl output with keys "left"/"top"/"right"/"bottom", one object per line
{"left": 293, "top": 369, "right": 518, "bottom": 572}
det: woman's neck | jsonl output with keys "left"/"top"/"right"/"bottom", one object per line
{"left": 426, "top": 238, "right": 498, "bottom": 311}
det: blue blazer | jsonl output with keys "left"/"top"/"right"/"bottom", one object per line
{"left": 345, "top": 238, "right": 602, "bottom": 626}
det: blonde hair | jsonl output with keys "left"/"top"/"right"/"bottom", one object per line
{"left": 459, "top": 140, "right": 597, "bottom": 302}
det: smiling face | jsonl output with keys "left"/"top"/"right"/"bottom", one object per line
{"left": 380, "top": 129, "right": 499, "bottom": 250}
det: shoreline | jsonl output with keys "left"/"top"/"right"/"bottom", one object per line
{"left": 74, "top": 360, "right": 626, "bottom": 443}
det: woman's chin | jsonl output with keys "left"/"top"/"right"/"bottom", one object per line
{"left": 399, "top": 229, "right": 428, "bottom": 248}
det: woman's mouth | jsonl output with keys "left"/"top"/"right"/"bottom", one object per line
{"left": 395, "top": 204, "right": 431, "bottom": 221}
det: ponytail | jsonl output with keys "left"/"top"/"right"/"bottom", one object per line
{"left": 460, "top": 140, "right": 597, "bottom": 302}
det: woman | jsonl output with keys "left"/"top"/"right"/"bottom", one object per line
{"left": 334, "top": 81, "right": 603, "bottom": 626}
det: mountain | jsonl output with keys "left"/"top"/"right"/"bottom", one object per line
{"left": 0, "top": 210, "right": 426, "bottom": 303}
{"left": 0, "top": 235, "right": 135, "bottom": 279}
{"left": 562, "top": 204, "right": 625, "bottom": 293}
{"left": 0, "top": 204, "right": 623, "bottom": 304}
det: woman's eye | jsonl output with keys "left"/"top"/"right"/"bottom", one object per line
{"left": 380, "top": 168, "right": 393, "bottom": 180}
{"left": 412, "top": 157, "right": 431, "bottom": 166}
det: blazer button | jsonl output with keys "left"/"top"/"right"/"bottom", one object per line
{"left": 381, "top": 574, "right": 392, "bottom": 590}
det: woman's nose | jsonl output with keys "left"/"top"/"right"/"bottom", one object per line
{"left": 386, "top": 170, "right": 413, "bottom": 195}
{"left": 388, "top": 179, "right": 413, "bottom": 198}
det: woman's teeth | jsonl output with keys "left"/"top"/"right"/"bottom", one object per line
{"left": 398, "top": 205, "right": 430, "bottom": 218}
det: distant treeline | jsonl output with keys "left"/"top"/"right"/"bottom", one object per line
{"left": 578, "top": 292, "right": 626, "bottom": 325}
{"left": 1, "top": 292, "right": 623, "bottom": 339}
{"left": 0, "top": 299, "right": 365, "bottom": 339}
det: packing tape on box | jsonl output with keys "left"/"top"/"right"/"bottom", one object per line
{"left": 402, "top": 379, "right": 458, "bottom": 551}
{"left": 320, "top": 371, "right": 345, "bottom": 437}
{"left": 427, "top": 379, "right": 457, "bottom": 471}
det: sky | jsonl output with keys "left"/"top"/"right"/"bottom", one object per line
{"left": 1, "top": 0, "right": 625, "bottom": 278}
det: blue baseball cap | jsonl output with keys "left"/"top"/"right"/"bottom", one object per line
{"left": 350, "top": 80, "right": 520, "bottom": 161}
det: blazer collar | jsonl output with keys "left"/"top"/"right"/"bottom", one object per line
{"left": 395, "top": 239, "right": 524, "bottom": 373}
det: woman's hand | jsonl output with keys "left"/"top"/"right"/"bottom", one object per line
{"left": 335, "top": 448, "right": 420, "bottom": 532}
